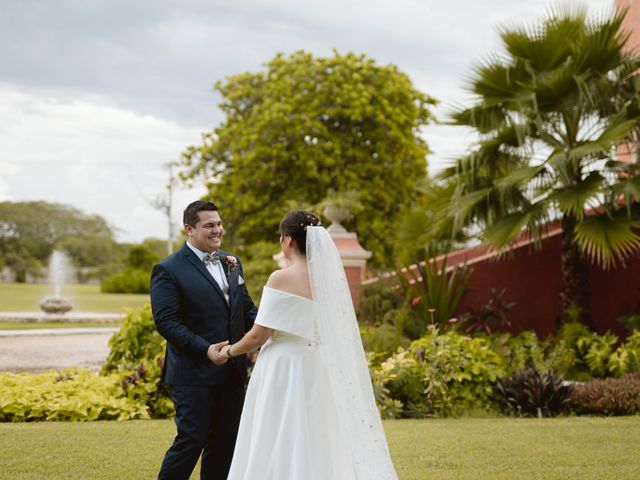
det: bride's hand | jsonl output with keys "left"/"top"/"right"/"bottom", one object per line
{"left": 207, "top": 341, "right": 229, "bottom": 365}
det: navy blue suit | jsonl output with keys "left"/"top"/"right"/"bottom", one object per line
{"left": 151, "top": 243, "right": 257, "bottom": 480}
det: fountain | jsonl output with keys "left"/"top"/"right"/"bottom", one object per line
{"left": 0, "top": 249, "right": 125, "bottom": 325}
{"left": 40, "top": 250, "right": 74, "bottom": 314}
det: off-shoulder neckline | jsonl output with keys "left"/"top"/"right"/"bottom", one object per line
{"left": 264, "top": 285, "right": 313, "bottom": 302}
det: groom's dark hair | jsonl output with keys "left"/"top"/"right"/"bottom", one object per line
{"left": 183, "top": 200, "right": 219, "bottom": 227}
{"left": 280, "top": 210, "right": 321, "bottom": 255}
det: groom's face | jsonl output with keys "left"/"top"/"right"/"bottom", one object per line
{"left": 186, "top": 210, "right": 224, "bottom": 253}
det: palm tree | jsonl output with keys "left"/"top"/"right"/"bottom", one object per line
{"left": 436, "top": 5, "right": 640, "bottom": 327}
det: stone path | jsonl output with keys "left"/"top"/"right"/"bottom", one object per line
{"left": 0, "top": 331, "right": 115, "bottom": 373}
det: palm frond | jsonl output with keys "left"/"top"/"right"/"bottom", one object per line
{"left": 494, "top": 164, "right": 547, "bottom": 190}
{"left": 574, "top": 212, "right": 640, "bottom": 268}
{"left": 482, "top": 201, "right": 548, "bottom": 249}
{"left": 549, "top": 171, "right": 605, "bottom": 219}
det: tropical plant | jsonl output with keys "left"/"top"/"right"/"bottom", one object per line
{"left": 399, "top": 254, "right": 473, "bottom": 327}
{"left": 433, "top": 6, "right": 640, "bottom": 327}
{"left": 495, "top": 368, "right": 572, "bottom": 417}
{"left": 459, "top": 288, "right": 516, "bottom": 333}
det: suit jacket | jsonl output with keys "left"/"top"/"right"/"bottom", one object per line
{"left": 150, "top": 243, "right": 258, "bottom": 386}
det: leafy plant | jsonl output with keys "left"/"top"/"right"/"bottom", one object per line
{"left": 101, "top": 303, "right": 173, "bottom": 418}
{"left": 360, "top": 323, "right": 410, "bottom": 357}
{"left": 370, "top": 327, "right": 508, "bottom": 418}
{"left": 357, "top": 278, "right": 405, "bottom": 327}
{"left": 101, "top": 304, "right": 165, "bottom": 374}
{"left": 617, "top": 313, "right": 640, "bottom": 334}
{"left": 400, "top": 254, "right": 472, "bottom": 327}
{"left": 495, "top": 368, "right": 572, "bottom": 418}
{"left": 459, "top": 288, "right": 515, "bottom": 334}
{"left": 488, "top": 331, "right": 547, "bottom": 375}
{"left": 0, "top": 369, "right": 151, "bottom": 422}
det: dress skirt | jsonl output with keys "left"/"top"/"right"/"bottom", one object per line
{"left": 227, "top": 333, "right": 355, "bottom": 480}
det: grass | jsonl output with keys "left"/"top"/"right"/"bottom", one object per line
{"left": 0, "top": 283, "right": 148, "bottom": 313}
{"left": 0, "top": 417, "right": 638, "bottom": 479}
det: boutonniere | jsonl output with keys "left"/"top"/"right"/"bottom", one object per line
{"left": 225, "top": 255, "right": 238, "bottom": 271}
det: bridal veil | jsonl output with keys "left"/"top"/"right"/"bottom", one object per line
{"left": 306, "top": 226, "right": 398, "bottom": 480}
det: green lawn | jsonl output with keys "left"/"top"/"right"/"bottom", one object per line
{"left": 0, "top": 283, "right": 148, "bottom": 313}
{"left": 0, "top": 417, "right": 638, "bottom": 479}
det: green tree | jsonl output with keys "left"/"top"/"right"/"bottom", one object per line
{"left": 181, "top": 50, "right": 436, "bottom": 264}
{"left": 433, "top": 6, "right": 640, "bottom": 326}
{"left": 0, "top": 201, "right": 119, "bottom": 281}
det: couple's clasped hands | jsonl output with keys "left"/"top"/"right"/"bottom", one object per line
{"left": 207, "top": 341, "right": 257, "bottom": 366}
{"left": 207, "top": 341, "right": 230, "bottom": 365}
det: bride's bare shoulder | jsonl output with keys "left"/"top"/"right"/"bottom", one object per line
{"left": 265, "top": 267, "right": 311, "bottom": 298}
{"left": 266, "top": 268, "right": 289, "bottom": 289}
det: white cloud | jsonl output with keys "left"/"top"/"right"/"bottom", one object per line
{"left": 0, "top": 85, "right": 206, "bottom": 242}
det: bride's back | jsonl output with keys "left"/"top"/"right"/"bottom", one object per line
{"left": 266, "top": 263, "right": 312, "bottom": 300}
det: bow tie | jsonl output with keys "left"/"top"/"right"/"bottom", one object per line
{"left": 202, "top": 252, "right": 220, "bottom": 266}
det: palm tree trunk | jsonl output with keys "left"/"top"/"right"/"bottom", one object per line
{"left": 558, "top": 214, "right": 591, "bottom": 328}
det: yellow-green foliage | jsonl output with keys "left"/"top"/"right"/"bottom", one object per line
{"left": 0, "top": 369, "right": 150, "bottom": 422}
{"left": 372, "top": 327, "right": 506, "bottom": 418}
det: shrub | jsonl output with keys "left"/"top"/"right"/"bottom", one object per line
{"left": 0, "top": 369, "right": 150, "bottom": 422}
{"left": 494, "top": 368, "right": 572, "bottom": 418}
{"left": 371, "top": 352, "right": 424, "bottom": 418}
{"left": 102, "top": 304, "right": 165, "bottom": 374}
{"left": 550, "top": 323, "right": 640, "bottom": 379}
{"left": 360, "top": 323, "right": 410, "bottom": 357}
{"left": 371, "top": 327, "right": 506, "bottom": 418}
{"left": 357, "top": 278, "right": 404, "bottom": 327}
{"left": 569, "top": 373, "right": 640, "bottom": 416}
{"left": 101, "top": 268, "right": 150, "bottom": 294}
{"left": 411, "top": 328, "right": 505, "bottom": 416}
{"left": 488, "top": 331, "right": 547, "bottom": 375}
{"left": 101, "top": 304, "right": 172, "bottom": 418}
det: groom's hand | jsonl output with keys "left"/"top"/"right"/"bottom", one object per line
{"left": 247, "top": 350, "right": 258, "bottom": 367}
{"left": 207, "top": 341, "right": 229, "bottom": 365}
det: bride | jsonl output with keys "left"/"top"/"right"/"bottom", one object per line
{"left": 211, "top": 210, "right": 398, "bottom": 480}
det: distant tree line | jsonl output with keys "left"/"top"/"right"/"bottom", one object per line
{"left": 0, "top": 201, "right": 167, "bottom": 285}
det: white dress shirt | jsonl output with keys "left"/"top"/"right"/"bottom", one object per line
{"left": 186, "top": 241, "right": 230, "bottom": 304}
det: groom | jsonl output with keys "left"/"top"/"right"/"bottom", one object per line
{"left": 150, "top": 200, "right": 258, "bottom": 480}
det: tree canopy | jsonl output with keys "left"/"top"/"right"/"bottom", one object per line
{"left": 181, "top": 50, "right": 436, "bottom": 264}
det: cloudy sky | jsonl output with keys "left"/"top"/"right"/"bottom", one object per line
{"left": 0, "top": 0, "right": 614, "bottom": 243}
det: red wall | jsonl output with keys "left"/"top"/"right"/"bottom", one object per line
{"left": 451, "top": 233, "right": 640, "bottom": 338}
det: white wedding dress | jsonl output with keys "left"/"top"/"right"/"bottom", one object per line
{"left": 227, "top": 286, "right": 353, "bottom": 479}
{"left": 227, "top": 227, "right": 398, "bottom": 480}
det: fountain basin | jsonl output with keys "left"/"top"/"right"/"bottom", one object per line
{"left": 0, "top": 311, "right": 126, "bottom": 324}
{"left": 40, "top": 297, "right": 73, "bottom": 314}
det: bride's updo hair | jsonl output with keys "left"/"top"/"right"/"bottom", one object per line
{"left": 279, "top": 210, "right": 321, "bottom": 255}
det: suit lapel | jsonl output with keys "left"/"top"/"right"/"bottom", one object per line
{"left": 181, "top": 245, "right": 229, "bottom": 308}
